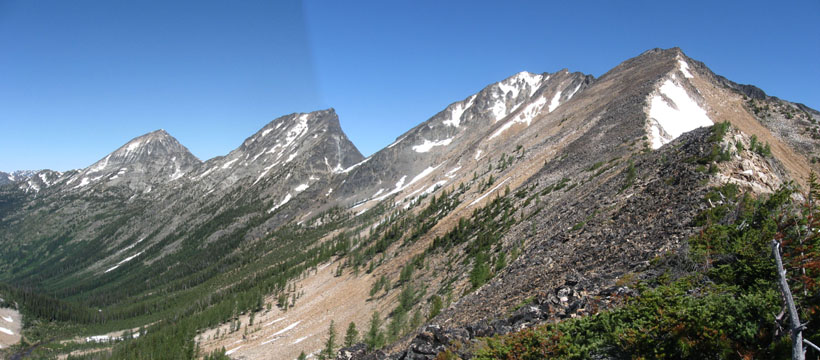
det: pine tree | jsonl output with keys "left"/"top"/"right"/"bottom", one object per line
{"left": 297, "top": 351, "right": 307, "bottom": 360}
{"left": 318, "top": 320, "right": 337, "bottom": 360}
{"left": 344, "top": 321, "right": 359, "bottom": 347}
{"left": 410, "top": 309, "right": 423, "bottom": 330}
{"left": 365, "top": 311, "right": 385, "bottom": 350}
{"left": 429, "top": 295, "right": 443, "bottom": 318}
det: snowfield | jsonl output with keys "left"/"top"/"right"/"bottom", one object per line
{"left": 648, "top": 78, "right": 713, "bottom": 149}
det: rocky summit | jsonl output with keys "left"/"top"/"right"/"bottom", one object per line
{"left": 0, "top": 47, "right": 818, "bottom": 359}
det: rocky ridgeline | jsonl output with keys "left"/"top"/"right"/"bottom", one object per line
{"left": 340, "top": 125, "right": 782, "bottom": 359}
{"left": 338, "top": 277, "right": 637, "bottom": 360}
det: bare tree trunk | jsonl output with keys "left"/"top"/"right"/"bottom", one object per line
{"left": 772, "top": 240, "right": 804, "bottom": 360}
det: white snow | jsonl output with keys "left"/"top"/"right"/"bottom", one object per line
{"left": 490, "top": 95, "right": 547, "bottom": 139}
{"left": 520, "top": 72, "right": 544, "bottom": 96}
{"left": 445, "top": 166, "right": 462, "bottom": 178}
{"left": 271, "top": 320, "right": 301, "bottom": 337}
{"left": 196, "top": 167, "right": 216, "bottom": 180}
{"left": 490, "top": 100, "right": 508, "bottom": 121}
{"left": 0, "top": 327, "right": 11, "bottom": 335}
{"left": 407, "top": 166, "right": 439, "bottom": 187}
{"left": 548, "top": 91, "right": 562, "bottom": 112}
{"left": 284, "top": 115, "right": 310, "bottom": 148}
{"left": 292, "top": 335, "right": 310, "bottom": 344}
{"left": 394, "top": 175, "right": 407, "bottom": 191}
{"left": 222, "top": 159, "right": 239, "bottom": 169}
{"left": 422, "top": 180, "right": 447, "bottom": 195}
{"left": 2, "top": 316, "right": 12, "bottom": 323}
{"left": 491, "top": 72, "right": 544, "bottom": 121}
{"left": 294, "top": 183, "right": 309, "bottom": 192}
{"left": 566, "top": 83, "right": 582, "bottom": 100}
{"left": 286, "top": 152, "right": 298, "bottom": 163}
{"left": 74, "top": 177, "right": 91, "bottom": 189}
{"left": 261, "top": 128, "right": 273, "bottom": 137}
{"left": 325, "top": 188, "right": 333, "bottom": 197}
{"left": 122, "top": 236, "right": 146, "bottom": 252}
{"left": 125, "top": 141, "right": 142, "bottom": 155}
{"left": 402, "top": 187, "right": 424, "bottom": 201}
{"left": 86, "top": 335, "right": 110, "bottom": 343}
{"left": 678, "top": 58, "right": 694, "bottom": 78}
{"left": 474, "top": 149, "right": 483, "bottom": 160}
{"left": 264, "top": 317, "right": 286, "bottom": 327}
{"left": 497, "top": 80, "right": 521, "bottom": 100}
{"left": 372, "top": 188, "right": 385, "bottom": 197}
{"left": 339, "top": 157, "right": 372, "bottom": 173}
{"left": 169, "top": 168, "right": 186, "bottom": 181}
{"left": 252, "top": 150, "right": 267, "bottom": 162}
{"left": 442, "top": 96, "right": 475, "bottom": 127}
{"left": 647, "top": 79, "right": 713, "bottom": 149}
{"left": 89, "top": 155, "right": 111, "bottom": 173}
{"left": 225, "top": 346, "right": 243, "bottom": 355}
{"left": 105, "top": 251, "right": 144, "bottom": 273}
{"left": 268, "top": 193, "right": 293, "bottom": 213}
{"left": 470, "top": 178, "right": 511, "bottom": 206}
{"left": 253, "top": 163, "right": 279, "bottom": 185}
{"left": 38, "top": 173, "right": 50, "bottom": 186}
{"left": 387, "top": 135, "right": 408, "bottom": 149}
{"left": 412, "top": 138, "right": 454, "bottom": 153}
{"left": 371, "top": 165, "right": 441, "bottom": 203}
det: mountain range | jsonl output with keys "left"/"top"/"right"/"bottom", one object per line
{"left": 0, "top": 47, "right": 818, "bottom": 359}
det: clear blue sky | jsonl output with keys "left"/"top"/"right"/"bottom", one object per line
{"left": 1, "top": 0, "right": 818, "bottom": 172}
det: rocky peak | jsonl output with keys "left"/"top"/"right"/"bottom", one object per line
{"left": 332, "top": 68, "right": 593, "bottom": 209}
{"left": 65, "top": 129, "right": 201, "bottom": 192}
{"left": 191, "top": 108, "right": 363, "bottom": 192}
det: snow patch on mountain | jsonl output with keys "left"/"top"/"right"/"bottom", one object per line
{"left": 548, "top": 91, "right": 562, "bottom": 112}
{"left": 339, "top": 157, "right": 371, "bottom": 173}
{"left": 222, "top": 159, "right": 239, "bottom": 169}
{"left": 268, "top": 193, "right": 293, "bottom": 213}
{"left": 678, "top": 58, "right": 693, "bottom": 78}
{"left": 648, "top": 79, "right": 713, "bottom": 149}
{"left": 490, "top": 95, "right": 548, "bottom": 139}
{"left": 412, "top": 138, "right": 454, "bottom": 153}
{"left": 387, "top": 135, "right": 407, "bottom": 149}
{"left": 567, "top": 83, "right": 582, "bottom": 100}
{"left": 442, "top": 96, "right": 475, "bottom": 128}
{"left": 470, "top": 178, "right": 511, "bottom": 206}
{"left": 286, "top": 152, "right": 298, "bottom": 163}
{"left": 104, "top": 251, "right": 144, "bottom": 273}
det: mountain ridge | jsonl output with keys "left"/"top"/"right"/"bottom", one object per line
{"left": 0, "top": 47, "right": 818, "bottom": 360}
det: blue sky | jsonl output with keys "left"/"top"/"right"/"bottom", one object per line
{"left": 1, "top": 0, "right": 818, "bottom": 172}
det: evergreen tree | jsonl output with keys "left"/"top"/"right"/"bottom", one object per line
{"left": 410, "top": 309, "right": 423, "bottom": 330}
{"left": 297, "top": 351, "right": 307, "bottom": 360}
{"left": 429, "top": 295, "right": 443, "bottom": 318}
{"left": 365, "top": 311, "right": 385, "bottom": 350}
{"left": 388, "top": 305, "right": 407, "bottom": 341}
{"left": 344, "top": 321, "right": 359, "bottom": 347}
{"left": 318, "top": 320, "right": 337, "bottom": 360}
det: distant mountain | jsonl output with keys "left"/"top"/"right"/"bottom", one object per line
{"left": 58, "top": 129, "right": 201, "bottom": 193}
